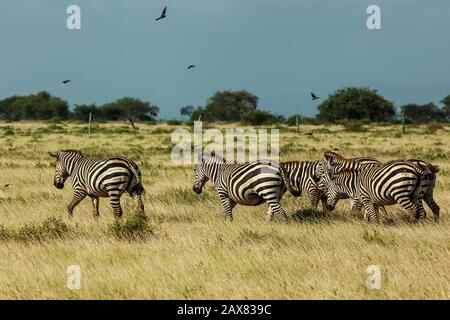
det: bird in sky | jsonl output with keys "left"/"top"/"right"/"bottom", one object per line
{"left": 187, "top": 65, "right": 196, "bottom": 69}
{"left": 311, "top": 92, "right": 320, "bottom": 100}
{"left": 62, "top": 80, "right": 72, "bottom": 85}
{"left": 155, "top": 6, "right": 167, "bottom": 21}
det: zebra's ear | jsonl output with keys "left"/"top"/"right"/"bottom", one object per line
{"left": 48, "top": 151, "right": 58, "bottom": 158}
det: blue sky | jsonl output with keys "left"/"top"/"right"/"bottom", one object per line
{"left": 0, "top": 0, "right": 449, "bottom": 119}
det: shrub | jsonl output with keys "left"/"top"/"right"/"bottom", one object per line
{"left": 15, "top": 217, "right": 72, "bottom": 242}
{"left": 423, "top": 122, "right": 444, "bottom": 135}
{"left": 108, "top": 214, "right": 155, "bottom": 241}
{"left": 2, "top": 126, "right": 14, "bottom": 136}
{"left": 240, "top": 110, "right": 280, "bottom": 125}
{"left": 342, "top": 121, "right": 368, "bottom": 132}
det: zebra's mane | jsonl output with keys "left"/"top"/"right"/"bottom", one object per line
{"left": 61, "top": 149, "right": 83, "bottom": 156}
{"left": 202, "top": 152, "right": 226, "bottom": 163}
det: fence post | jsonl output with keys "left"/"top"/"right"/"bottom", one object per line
{"left": 88, "top": 112, "right": 92, "bottom": 135}
{"left": 402, "top": 111, "right": 406, "bottom": 134}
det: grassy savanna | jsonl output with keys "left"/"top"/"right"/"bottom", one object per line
{"left": 0, "top": 121, "right": 449, "bottom": 299}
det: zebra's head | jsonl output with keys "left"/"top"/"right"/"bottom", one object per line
{"left": 318, "top": 166, "right": 339, "bottom": 211}
{"left": 48, "top": 150, "right": 83, "bottom": 189}
{"left": 192, "top": 151, "right": 224, "bottom": 194}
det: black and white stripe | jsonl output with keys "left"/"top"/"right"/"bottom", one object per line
{"left": 49, "top": 150, "right": 145, "bottom": 218}
{"left": 321, "top": 156, "right": 431, "bottom": 222}
{"left": 193, "top": 153, "right": 295, "bottom": 222}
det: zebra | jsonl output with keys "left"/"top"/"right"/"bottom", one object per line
{"left": 286, "top": 152, "right": 383, "bottom": 213}
{"left": 281, "top": 160, "right": 328, "bottom": 212}
{"left": 320, "top": 157, "right": 432, "bottom": 222}
{"left": 48, "top": 150, "right": 145, "bottom": 219}
{"left": 192, "top": 153, "right": 296, "bottom": 222}
{"left": 320, "top": 151, "right": 440, "bottom": 221}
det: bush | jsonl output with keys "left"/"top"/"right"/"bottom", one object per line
{"left": 342, "top": 121, "right": 368, "bottom": 132}
{"left": 108, "top": 214, "right": 155, "bottom": 241}
{"left": 424, "top": 122, "right": 444, "bottom": 135}
{"left": 0, "top": 217, "right": 72, "bottom": 242}
{"left": 240, "top": 109, "right": 280, "bottom": 125}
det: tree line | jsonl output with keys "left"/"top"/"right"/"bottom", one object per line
{"left": 0, "top": 92, "right": 159, "bottom": 122}
{"left": 1, "top": 88, "right": 449, "bottom": 125}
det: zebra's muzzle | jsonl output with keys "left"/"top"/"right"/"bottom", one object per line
{"left": 54, "top": 181, "right": 64, "bottom": 189}
{"left": 193, "top": 186, "right": 202, "bottom": 194}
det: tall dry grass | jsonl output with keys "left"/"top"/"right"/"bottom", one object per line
{"left": 0, "top": 121, "right": 449, "bottom": 299}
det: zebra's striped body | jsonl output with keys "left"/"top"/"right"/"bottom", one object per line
{"left": 49, "top": 150, "right": 145, "bottom": 219}
{"left": 281, "top": 161, "right": 328, "bottom": 211}
{"left": 319, "top": 151, "right": 440, "bottom": 221}
{"left": 193, "top": 154, "right": 295, "bottom": 222}
{"left": 321, "top": 157, "right": 431, "bottom": 222}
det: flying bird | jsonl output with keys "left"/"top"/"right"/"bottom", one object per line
{"left": 187, "top": 65, "right": 196, "bottom": 69}
{"left": 62, "top": 80, "right": 72, "bottom": 85}
{"left": 311, "top": 92, "right": 320, "bottom": 100}
{"left": 155, "top": 6, "right": 167, "bottom": 21}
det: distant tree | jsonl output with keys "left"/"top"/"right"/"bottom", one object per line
{"left": 402, "top": 103, "right": 446, "bottom": 123}
{"left": 240, "top": 109, "right": 280, "bottom": 125}
{"left": 0, "top": 91, "right": 69, "bottom": 120}
{"left": 73, "top": 104, "right": 99, "bottom": 121}
{"left": 441, "top": 95, "right": 450, "bottom": 121}
{"left": 317, "top": 87, "right": 395, "bottom": 122}
{"left": 0, "top": 96, "right": 20, "bottom": 120}
{"left": 193, "top": 90, "right": 258, "bottom": 122}
{"left": 99, "top": 97, "right": 159, "bottom": 122}
{"left": 180, "top": 105, "right": 194, "bottom": 119}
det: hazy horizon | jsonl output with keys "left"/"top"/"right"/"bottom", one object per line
{"left": 1, "top": 0, "right": 449, "bottom": 119}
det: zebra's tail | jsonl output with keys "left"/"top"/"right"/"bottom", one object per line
{"left": 128, "top": 160, "right": 145, "bottom": 195}
{"left": 279, "top": 164, "right": 301, "bottom": 196}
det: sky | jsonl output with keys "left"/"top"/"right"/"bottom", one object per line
{"left": 0, "top": 0, "right": 449, "bottom": 119}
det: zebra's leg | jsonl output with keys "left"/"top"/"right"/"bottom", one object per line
{"left": 320, "top": 196, "right": 328, "bottom": 213}
{"left": 108, "top": 192, "right": 123, "bottom": 219}
{"left": 350, "top": 199, "right": 362, "bottom": 213}
{"left": 423, "top": 193, "right": 440, "bottom": 222}
{"left": 361, "top": 198, "right": 378, "bottom": 223}
{"left": 416, "top": 200, "right": 427, "bottom": 220}
{"left": 131, "top": 192, "right": 145, "bottom": 215}
{"left": 264, "top": 199, "right": 288, "bottom": 222}
{"left": 218, "top": 193, "right": 235, "bottom": 221}
{"left": 265, "top": 207, "right": 274, "bottom": 222}
{"left": 307, "top": 188, "right": 319, "bottom": 210}
{"left": 375, "top": 205, "right": 389, "bottom": 219}
{"left": 394, "top": 195, "right": 419, "bottom": 223}
{"left": 90, "top": 196, "right": 100, "bottom": 219}
{"left": 67, "top": 191, "right": 87, "bottom": 219}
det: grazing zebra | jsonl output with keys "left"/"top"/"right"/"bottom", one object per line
{"left": 320, "top": 157, "right": 432, "bottom": 222}
{"left": 48, "top": 150, "right": 145, "bottom": 219}
{"left": 281, "top": 157, "right": 380, "bottom": 212}
{"left": 192, "top": 153, "right": 296, "bottom": 222}
{"left": 320, "top": 151, "right": 440, "bottom": 221}
{"left": 281, "top": 160, "right": 327, "bottom": 211}
{"left": 316, "top": 151, "right": 387, "bottom": 214}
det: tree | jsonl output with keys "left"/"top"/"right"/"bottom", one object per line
{"left": 180, "top": 105, "right": 194, "bottom": 119}
{"left": 317, "top": 87, "right": 395, "bottom": 122}
{"left": 441, "top": 95, "right": 450, "bottom": 121}
{"left": 0, "top": 91, "right": 69, "bottom": 120}
{"left": 193, "top": 90, "right": 258, "bottom": 121}
{"left": 73, "top": 104, "right": 99, "bottom": 121}
{"left": 402, "top": 103, "right": 446, "bottom": 123}
{"left": 99, "top": 97, "right": 159, "bottom": 121}
{"left": 240, "top": 109, "right": 280, "bottom": 125}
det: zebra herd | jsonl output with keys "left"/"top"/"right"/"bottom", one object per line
{"left": 49, "top": 148, "right": 440, "bottom": 224}
{"left": 192, "top": 150, "right": 440, "bottom": 223}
